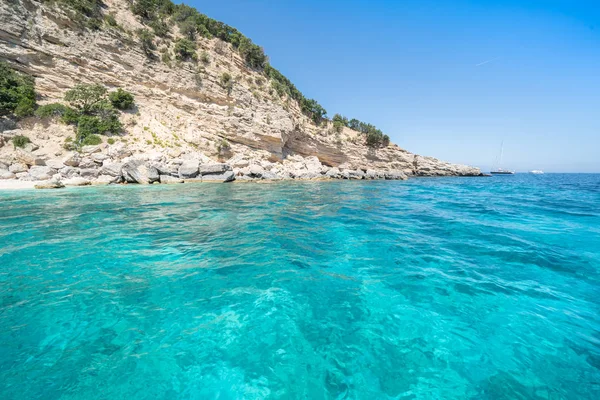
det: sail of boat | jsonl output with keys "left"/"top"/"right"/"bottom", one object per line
{"left": 491, "top": 141, "right": 515, "bottom": 175}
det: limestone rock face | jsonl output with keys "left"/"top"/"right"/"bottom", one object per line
{"left": 178, "top": 161, "right": 199, "bottom": 179}
{"left": 95, "top": 174, "right": 121, "bottom": 185}
{"left": 60, "top": 166, "right": 80, "bottom": 178}
{"left": 29, "top": 166, "right": 55, "bottom": 181}
{"left": 15, "top": 149, "right": 45, "bottom": 167}
{"left": 35, "top": 181, "right": 64, "bottom": 189}
{"left": 202, "top": 170, "right": 235, "bottom": 183}
{"left": 199, "top": 163, "right": 232, "bottom": 175}
{"left": 0, "top": 0, "right": 481, "bottom": 185}
{"left": 0, "top": 169, "right": 15, "bottom": 179}
{"left": 160, "top": 175, "right": 184, "bottom": 184}
{"left": 46, "top": 159, "right": 65, "bottom": 170}
{"left": 385, "top": 171, "right": 408, "bottom": 180}
{"left": 78, "top": 158, "right": 97, "bottom": 169}
{"left": 122, "top": 160, "right": 159, "bottom": 184}
{"left": 101, "top": 162, "right": 123, "bottom": 177}
{"left": 9, "top": 163, "right": 28, "bottom": 173}
{"left": 63, "top": 177, "right": 91, "bottom": 186}
{"left": 35, "top": 175, "right": 64, "bottom": 189}
{"left": 63, "top": 155, "right": 81, "bottom": 167}
{"left": 80, "top": 168, "right": 99, "bottom": 178}
{"left": 81, "top": 145, "right": 103, "bottom": 154}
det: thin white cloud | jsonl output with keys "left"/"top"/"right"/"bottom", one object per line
{"left": 476, "top": 57, "right": 500, "bottom": 67}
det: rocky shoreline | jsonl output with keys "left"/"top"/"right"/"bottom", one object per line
{"left": 0, "top": 140, "right": 420, "bottom": 190}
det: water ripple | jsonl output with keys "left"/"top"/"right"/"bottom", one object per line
{"left": 0, "top": 175, "right": 599, "bottom": 399}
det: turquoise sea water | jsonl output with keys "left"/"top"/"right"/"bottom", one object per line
{"left": 1, "top": 174, "right": 599, "bottom": 399}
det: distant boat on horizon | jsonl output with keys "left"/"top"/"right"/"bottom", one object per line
{"left": 490, "top": 169, "right": 515, "bottom": 175}
{"left": 490, "top": 141, "right": 515, "bottom": 175}
{"left": 529, "top": 170, "right": 544, "bottom": 174}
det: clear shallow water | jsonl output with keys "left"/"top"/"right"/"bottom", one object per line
{"left": 1, "top": 174, "right": 599, "bottom": 399}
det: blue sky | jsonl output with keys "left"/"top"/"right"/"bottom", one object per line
{"left": 181, "top": 0, "right": 599, "bottom": 172}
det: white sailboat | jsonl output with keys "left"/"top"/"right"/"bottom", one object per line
{"left": 490, "top": 141, "right": 515, "bottom": 175}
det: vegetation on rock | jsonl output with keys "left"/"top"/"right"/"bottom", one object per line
{"left": 109, "top": 88, "right": 135, "bottom": 110}
{"left": 0, "top": 62, "right": 36, "bottom": 118}
{"left": 11, "top": 134, "right": 30, "bottom": 149}
{"left": 200, "top": 51, "right": 210, "bottom": 64}
{"left": 64, "top": 84, "right": 107, "bottom": 113}
{"left": 301, "top": 99, "right": 327, "bottom": 125}
{"left": 333, "top": 114, "right": 390, "bottom": 148}
{"left": 137, "top": 29, "right": 155, "bottom": 56}
{"left": 39, "top": 84, "right": 133, "bottom": 147}
{"left": 149, "top": 19, "right": 169, "bottom": 37}
{"left": 220, "top": 72, "right": 233, "bottom": 95}
{"left": 35, "top": 103, "right": 69, "bottom": 118}
{"left": 174, "top": 38, "right": 197, "bottom": 61}
{"left": 44, "top": 0, "right": 104, "bottom": 30}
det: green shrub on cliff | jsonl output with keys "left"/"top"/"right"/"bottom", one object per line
{"left": 64, "top": 84, "right": 107, "bottom": 113}
{"left": 301, "top": 98, "right": 327, "bottom": 125}
{"left": 332, "top": 114, "right": 348, "bottom": 133}
{"left": 0, "top": 62, "right": 36, "bottom": 118}
{"left": 342, "top": 116, "right": 390, "bottom": 148}
{"left": 149, "top": 19, "right": 169, "bottom": 37}
{"left": 220, "top": 72, "right": 233, "bottom": 94}
{"left": 76, "top": 115, "right": 119, "bottom": 143}
{"left": 11, "top": 135, "right": 30, "bottom": 149}
{"left": 179, "top": 19, "right": 198, "bottom": 40}
{"left": 132, "top": 0, "right": 175, "bottom": 20}
{"left": 382, "top": 134, "right": 390, "bottom": 147}
{"left": 200, "top": 51, "right": 210, "bottom": 64}
{"left": 48, "top": 0, "right": 104, "bottom": 29}
{"left": 137, "top": 29, "right": 155, "bottom": 56}
{"left": 60, "top": 84, "right": 124, "bottom": 146}
{"left": 81, "top": 133, "right": 103, "bottom": 146}
{"left": 333, "top": 120, "right": 344, "bottom": 134}
{"left": 365, "top": 131, "right": 390, "bottom": 148}
{"left": 35, "top": 103, "right": 69, "bottom": 118}
{"left": 174, "top": 38, "right": 197, "bottom": 61}
{"left": 109, "top": 88, "right": 135, "bottom": 110}
{"left": 35, "top": 102, "right": 82, "bottom": 124}
{"left": 61, "top": 107, "right": 81, "bottom": 124}
{"left": 333, "top": 114, "right": 349, "bottom": 127}
{"left": 131, "top": 0, "right": 156, "bottom": 20}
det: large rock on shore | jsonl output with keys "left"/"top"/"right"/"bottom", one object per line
{"left": 45, "top": 159, "right": 65, "bottom": 170}
{"left": 63, "top": 177, "right": 91, "bottom": 186}
{"left": 35, "top": 176, "right": 64, "bottom": 189}
{"left": 29, "top": 166, "right": 56, "bottom": 181}
{"left": 59, "top": 166, "right": 80, "bottom": 178}
{"left": 80, "top": 168, "right": 99, "bottom": 178}
{"left": 202, "top": 170, "right": 235, "bottom": 182}
{"left": 101, "top": 161, "right": 123, "bottom": 177}
{"left": 16, "top": 149, "right": 45, "bottom": 166}
{"left": 199, "top": 163, "right": 235, "bottom": 182}
{"left": 199, "top": 163, "right": 232, "bottom": 175}
{"left": 178, "top": 160, "right": 199, "bottom": 178}
{"left": 0, "top": 170, "right": 16, "bottom": 179}
{"left": 122, "top": 160, "right": 159, "bottom": 184}
{"left": 160, "top": 175, "right": 183, "bottom": 184}
{"left": 95, "top": 174, "right": 121, "bottom": 185}
{"left": 9, "top": 163, "right": 28, "bottom": 173}
{"left": 385, "top": 170, "right": 408, "bottom": 180}
{"left": 63, "top": 155, "right": 81, "bottom": 167}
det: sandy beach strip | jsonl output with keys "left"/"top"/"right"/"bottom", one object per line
{"left": 0, "top": 180, "right": 37, "bottom": 190}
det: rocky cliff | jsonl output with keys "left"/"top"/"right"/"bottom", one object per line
{"left": 0, "top": 0, "right": 481, "bottom": 186}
